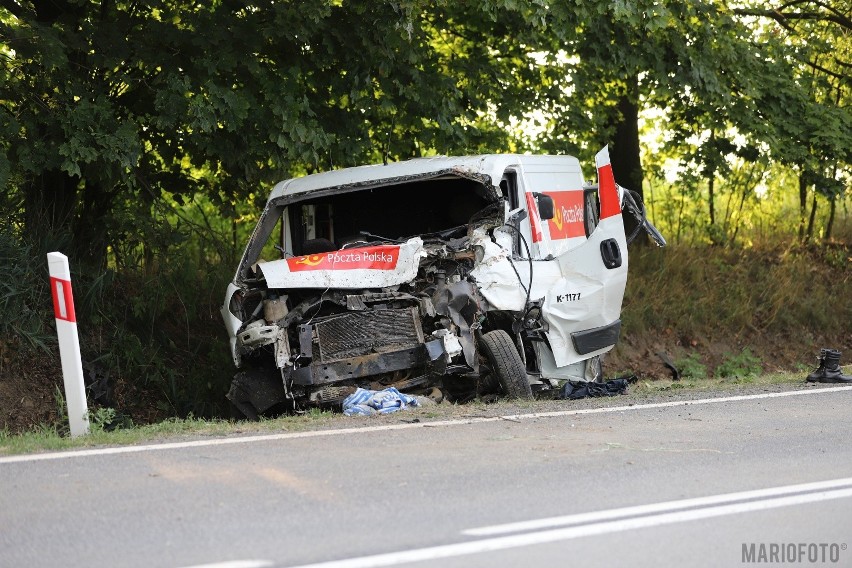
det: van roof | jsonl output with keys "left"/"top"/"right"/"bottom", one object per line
{"left": 268, "top": 154, "right": 583, "bottom": 201}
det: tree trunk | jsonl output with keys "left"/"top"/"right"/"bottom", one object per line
{"left": 805, "top": 192, "right": 818, "bottom": 242}
{"left": 24, "top": 169, "right": 79, "bottom": 245}
{"left": 798, "top": 173, "right": 808, "bottom": 240}
{"left": 730, "top": 165, "right": 757, "bottom": 246}
{"left": 610, "top": 78, "right": 643, "bottom": 196}
{"left": 708, "top": 175, "right": 715, "bottom": 226}
{"left": 825, "top": 197, "right": 836, "bottom": 241}
{"left": 140, "top": 186, "right": 156, "bottom": 274}
{"left": 72, "top": 180, "right": 112, "bottom": 269}
{"left": 609, "top": 74, "right": 643, "bottom": 243}
{"left": 707, "top": 130, "right": 716, "bottom": 227}
{"left": 23, "top": 170, "right": 113, "bottom": 268}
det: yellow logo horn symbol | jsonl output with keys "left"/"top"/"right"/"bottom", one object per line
{"left": 552, "top": 207, "right": 563, "bottom": 231}
{"left": 295, "top": 254, "right": 324, "bottom": 267}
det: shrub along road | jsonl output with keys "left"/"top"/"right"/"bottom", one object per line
{"left": 1, "top": 384, "right": 851, "bottom": 568}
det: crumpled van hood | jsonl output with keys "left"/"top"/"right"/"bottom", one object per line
{"left": 258, "top": 237, "right": 425, "bottom": 289}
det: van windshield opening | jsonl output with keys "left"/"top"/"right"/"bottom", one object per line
{"left": 289, "top": 176, "right": 495, "bottom": 254}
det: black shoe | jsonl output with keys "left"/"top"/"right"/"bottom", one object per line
{"left": 805, "top": 348, "right": 829, "bottom": 382}
{"left": 816, "top": 349, "right": 852, "bottom": 383}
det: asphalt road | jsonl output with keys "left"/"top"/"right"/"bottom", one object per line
{"left": 2, "top": 386, "right": 851, "bottom": 568}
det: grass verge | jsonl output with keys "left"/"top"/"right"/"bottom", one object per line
{"left": 1, "top": 371, "right": 832, "bottom": 457}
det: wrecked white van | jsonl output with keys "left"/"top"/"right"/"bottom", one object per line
{"left": 221, "top": 147, "right": 664, "bottom": 418}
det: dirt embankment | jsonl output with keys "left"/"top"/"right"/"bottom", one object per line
{"left": 607, "top": 328, "right": 851, "bottom": 381}
{"left": 2, "top": 243, "right": 849, "bottom": 435}
{"left": 3, "top": 326, "right": 848, "bottom": 435}
{"left": 0, "top": 336, "right": 165, "bottom": 435}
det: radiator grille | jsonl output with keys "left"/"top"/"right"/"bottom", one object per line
{"left": 313, "top": 308, "right": 423, "bottom": 362}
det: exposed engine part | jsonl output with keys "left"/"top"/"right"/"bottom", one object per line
{"left": 309, "top": 307, "right": 424, "bottom": 363}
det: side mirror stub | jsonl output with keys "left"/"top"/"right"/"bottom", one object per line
{"left": 534, "top": 193, "right": 554, "bottom": 220}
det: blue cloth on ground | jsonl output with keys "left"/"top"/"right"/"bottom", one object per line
{"left": 342, "top": 387, "right": 420, "bottom": 416}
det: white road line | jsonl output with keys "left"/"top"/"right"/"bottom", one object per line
{"left": 1, "top": 385, "right": 849, "bottom": 464}
{"left": 284, "top": 486, "right": 852, "bottom": 568}
{"left": 176, "top": 561, "right": 274, "bottom": 568}
{"left": 463, "top": 476, "right": 852, "bottom": 536}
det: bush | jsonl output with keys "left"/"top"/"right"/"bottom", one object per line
{"left": 0, "top": 221, "right": 236, "bottom": 428}
{"left": 715, "top": 348, "right": 763, "bottom": 379}
{"left": 623, "top": 242, "right": 850, "bottom": 340}
{"left": 676, "top": 352, "right": 707, "bottom": 380}
{"left": 80, "top": 259, "right": 236, "bottom": 419}
{"left": 0, "top": 228, "right": 56, "bottom": 351}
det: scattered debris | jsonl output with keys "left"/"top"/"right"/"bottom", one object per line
{"left": 342, "top": 387, "right": 420, "bottom": 416}
{"left": 558, "top": 376, "right": 637, "bottom": 399}
{"left": 83, "top": 361, "right": 113, "bottom": 405}
{"left": 656, "top": 351, "right": 681, "bottom": 381}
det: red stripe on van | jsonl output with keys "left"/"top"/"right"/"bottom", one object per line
{"left": 598, "top": 163, "right": 621, "bottom": 219}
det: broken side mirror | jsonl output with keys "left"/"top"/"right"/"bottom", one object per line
{"left": 506, "top": 207, "right": 528, "bottom": 226}
{"left": 620, "top": 188, "right": 667, "bottom": 247}
{"left": 534, "top": 193, "right": 554, "bottom": 220}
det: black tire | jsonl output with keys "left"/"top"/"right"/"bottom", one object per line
{"left": 480, "top": 330, "right": 532, "bottom": 399}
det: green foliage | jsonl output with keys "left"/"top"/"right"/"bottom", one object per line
{"left": 824, "top": 246, "right": 848, "bottom": 269}
{"left": 1, "top": 0, "right": 849, "bottom": 258}
{"left": 0, "top": 227, "right": 56, "bottom": 351}
{"left": 0, "top": 202, "right": 238, "bottom": 421}
{"left": 87, "top": 407, "right": 117, "bottom": 433}
{"left": 3, "top": 0, "right": 543, "bottom": 265}
{"left": 52, "top": 386, "right": 67, "bottom": 432}
{"left": 81, "top": 242, "right": 236, "bottom": 419}
{"left": 715, "top": 348, "right": 763, "bottom": 380}
{"left": 676, "top": 352, "right": 707, "bottom": 380}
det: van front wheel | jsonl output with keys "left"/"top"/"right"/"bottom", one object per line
{"left": 480, "top": 330, "right": 533, "bottom": 400}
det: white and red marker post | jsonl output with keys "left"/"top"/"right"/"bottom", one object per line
{"left": 47, "top": 252, "right": 90, "bottom": 437}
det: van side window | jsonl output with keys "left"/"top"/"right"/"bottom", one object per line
{"left": 500, "top": 171, "right": 519, "bottom": 211}
{"left": 583, "top": 186, "right": 600, "bottom": 237}
{"left": 501, "top": 170, "right": 528, "bottom": 257}
{"left": 255, "top": 207, "right": 292, "bottom": 263}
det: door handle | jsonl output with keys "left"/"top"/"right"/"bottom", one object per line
{"left": 600, "top": 238, "right": 622, "bottom": 269}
